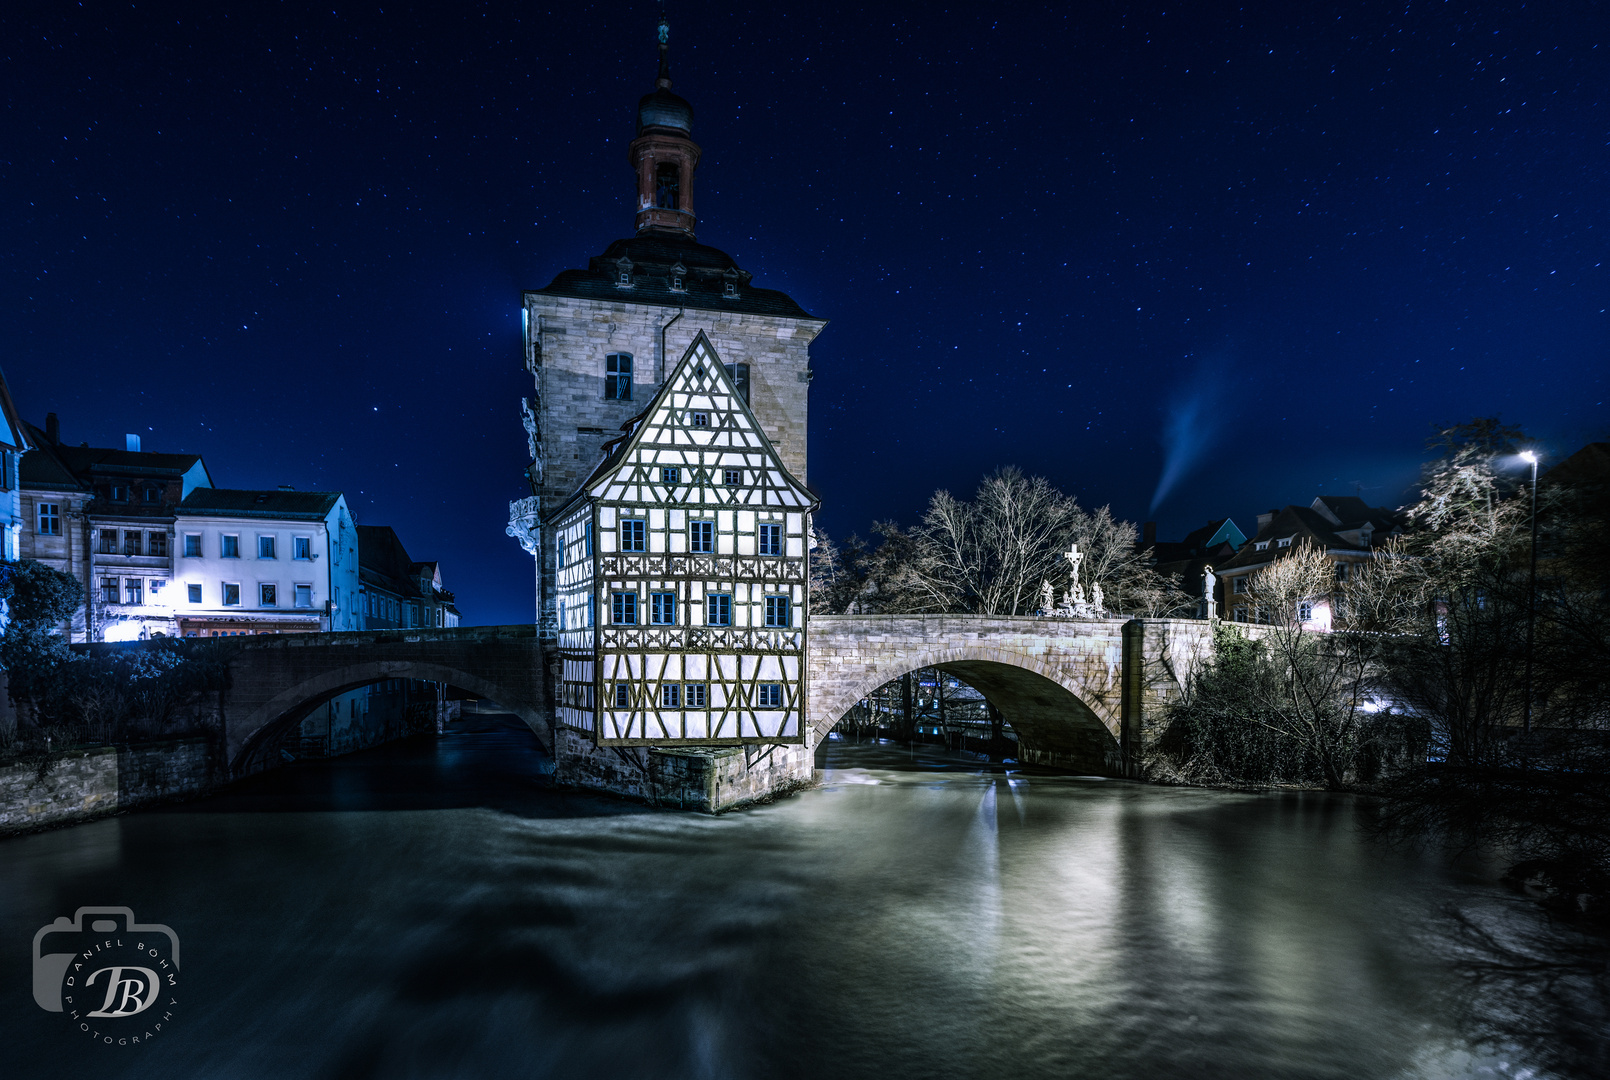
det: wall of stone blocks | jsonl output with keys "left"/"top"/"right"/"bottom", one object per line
{"left": 0, "top": 738, "right": 219, "bottom": 835}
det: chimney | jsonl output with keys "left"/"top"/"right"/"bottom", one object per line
{"left": 1256, "top": 508, "right": 1279, "bottom": 532}
{"left": 1142, "top": 521, "right": 1157, "bottom": 546}
{"left": 44, "top": 412, "right": 60, "bottom": 444}
{"left": 125, "top": 434, "right": 141, "bottom": 453}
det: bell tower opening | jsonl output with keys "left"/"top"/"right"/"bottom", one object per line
{"left": 655, "top": 162, "right": 681, "bottom": 210}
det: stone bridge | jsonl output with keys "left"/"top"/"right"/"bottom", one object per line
{"left": 808, "top": 616, "right": 1216, "bottom": 774}
{"left": 219, "top": 625, "right": 549, "bottom": 774}
{"left": 216, "top": 616, "right": 1219, "bottom": 783}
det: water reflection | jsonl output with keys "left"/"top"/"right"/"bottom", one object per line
{"left": 0, "top": 714, "right": 1603, "bottom": 1078}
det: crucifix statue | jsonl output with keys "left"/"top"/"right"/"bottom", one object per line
{"left": 1062, "top": 542, "right": 1086, "bottom": 608}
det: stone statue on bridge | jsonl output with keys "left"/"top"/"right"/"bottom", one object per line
{"left": 1040, "top": 579, "right": 1056, "bottom": 616}
{"left": 1203, "top": 565, "right": 1217, "bottom": 621}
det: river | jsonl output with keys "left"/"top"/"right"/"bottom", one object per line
{"left": 3, "top": 707, "right": 1605, "bottom": 1079}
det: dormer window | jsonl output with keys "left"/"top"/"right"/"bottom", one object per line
{"left": 670, "top": 262, "right": 687, "bottom": 292}
{"left": 655, "top": 163, "right": 680, "bottom": 210}
{"left": 1254, "top": 540, "right": 1270, "bottom": 551}
{"left": 1277, "top": 537, "right": 1292, "bottom": 548}
{"left": 615, "top": 256, "right": 634, "bottom": 288}
{"left": 722, "top": 267, "right": 739, "bottom": 298}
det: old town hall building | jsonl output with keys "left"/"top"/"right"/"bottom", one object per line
{"left": 510, "top": 20, "right": 824, "bottom": 755}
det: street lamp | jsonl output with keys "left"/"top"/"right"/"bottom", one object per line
{"left": 1519, "top": 450, "right": 1540, "bottom": 734}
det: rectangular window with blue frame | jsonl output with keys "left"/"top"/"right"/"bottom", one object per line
{"left": 758, "top": 522, "right": 783, "bottom": 556}
{"left": 620, "top": 519, "right": 646, "bottom": 552}
{"left": 764, "top": 595, "right": 791, "bottom": 628}
{"left": 612, "top": 591, "right": 638, "bottom": 625}
{"left": 690, "top": 520, "right": 714, "bottom": 553}
{"left": 650, "top": 592, "right": 677, "bottom": 625}
{"left": 706, "top": 593, "right": 732, "bottom": 626}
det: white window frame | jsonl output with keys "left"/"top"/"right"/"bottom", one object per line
{"left": 222, "top": 582, "right": 242, "bottom": 607}
{"left": 292, "top": 536, "right": 313, "bottom": 561}
{"left": 221, "top": 534, "right": 241, "bottom": 559}
{"left": 183, "top": 533, "right": 202, "bottom": 558}
{"left": 36, "top": 503, "right": 60, "bottom": 535}
{"left": 293, "top": 583, "right": 313, "bottom": 608}
{"left": 258, "top": 535, "right": 277, "bottom": 559}
{"left": 260, "top": 582, "right": 278, "bottom": 607}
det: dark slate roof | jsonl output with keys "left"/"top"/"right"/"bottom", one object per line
{"left": 0, "top": 370, "right": 28, "bottom": 453}
{"left": 529, "top": 233, "right": 820, "bottom": 320}
{"left": 179, "top": 489, "right": 341, "bottom": 520}
{"left": 1543, "top": 441, "right": 1610, "bottom": 490}
{"left": 19, "top": 426, "right": 208, "bottom": 485}
{"left": 1217, "top": 502, "right": 1401, "bottom": 574}
{"left": 18, "top": 425, "right": 87, "bottom": 491}
{"left": 356, "top": 524, "right": 423, "bottom": 599}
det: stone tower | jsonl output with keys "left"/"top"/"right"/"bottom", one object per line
{"left": 509, "top": 16, "right": 827, "bottom": 632}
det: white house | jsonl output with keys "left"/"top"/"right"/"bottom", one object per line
{"left": 172, "top": 489, "right": 360, "bottom": 636}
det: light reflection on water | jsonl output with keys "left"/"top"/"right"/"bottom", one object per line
{"left": 0, "top": 716, "right": 1603, "bottom": 1079}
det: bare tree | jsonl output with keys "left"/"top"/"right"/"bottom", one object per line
{"left": 854, "top": 467, "right": 1188, "bottom": 617}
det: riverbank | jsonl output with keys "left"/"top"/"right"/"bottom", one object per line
{"left": 0, "top": 737, "right": 222, "bottom": 835}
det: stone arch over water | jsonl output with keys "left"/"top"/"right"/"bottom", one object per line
{"left": 231, "top": 660, "right": 551, "bottom": 776}
{"left": 810, "top": 644, "right": 1122, "bottom": 775}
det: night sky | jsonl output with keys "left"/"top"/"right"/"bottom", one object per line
{"left": 5, "top": 2, "right": 1606, "bottom": 625}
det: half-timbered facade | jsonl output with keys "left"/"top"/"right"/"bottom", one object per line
{"left": 551, "top": 332, "right": 817, "bottom": 745}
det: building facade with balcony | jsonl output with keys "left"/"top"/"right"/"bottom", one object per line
{"left": 172, "top": 489, "right": 360, "bottom": 636}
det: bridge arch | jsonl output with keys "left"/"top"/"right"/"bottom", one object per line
{"left": 811, "top": 644, "right": 1122, "bottom": 775}
{"left": 231, "top": 659, "right": 551, "bottom": 775}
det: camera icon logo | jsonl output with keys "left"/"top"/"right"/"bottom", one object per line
{"left": 33, "top": 907, "right": 180, "bottom": 1046}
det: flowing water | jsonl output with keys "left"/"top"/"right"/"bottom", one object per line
{"left": 2, "top": 708, "right": 1605, "bottom": 1079}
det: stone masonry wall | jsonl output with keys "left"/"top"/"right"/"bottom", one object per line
{"left": 0, "top": 738, "right": 220, "bottom": 835}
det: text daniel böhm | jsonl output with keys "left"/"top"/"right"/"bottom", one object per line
{"left": 33, "top": 907, "right": 180, "bottom": 1045}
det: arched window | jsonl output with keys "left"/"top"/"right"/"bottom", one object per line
{"left": 655, "top": 162, "right": 680, "bottom": 210}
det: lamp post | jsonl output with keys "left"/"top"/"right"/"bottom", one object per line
{"left": 1519, "top": 450, "right": 1540, "bottom": 734}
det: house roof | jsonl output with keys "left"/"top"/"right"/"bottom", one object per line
{"left": 18, "top": 425, "right": 86, "bottom": 491}
{"left": 1217, "top": 501, "right": 1400, "bottom": 573}
{"left": 528, "top": 233, "right": 822, "bottom": 322}
{"left": 1542, "top": 441, "right": 1610, "bottom": 490}
{"left": 179, "top": 489, "right": 342, "bottom": 521}
{"left": 19, "top": 424, "right": 210, "bottom": 489}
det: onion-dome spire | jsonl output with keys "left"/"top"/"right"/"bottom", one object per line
{"left": 630, "top": 9, "right": 701, "bottom": 236}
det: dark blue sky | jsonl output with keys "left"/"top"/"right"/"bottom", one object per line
{"left": 4, "top": 2, "right": 1605, "bottom": 625}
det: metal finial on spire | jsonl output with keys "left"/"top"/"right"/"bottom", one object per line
{"left": 656, "top": 8, "right": 672, "bottom": 88}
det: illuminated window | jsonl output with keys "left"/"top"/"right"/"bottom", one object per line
{"left": 258, "top": 535, "right": 276, "bottom": 559}
{"left": 293, "top": 536, "right": 312, "bottom": 560}
{"left": 764, "top": 595, "right": 791, "bottom": 627}
{"left": 612, "top": 591, "right": 638, "bottom": 625}
{"left": 685, "top": 683, "right": 707, "bottom": 708}
{"left": 706, "top": 593, "right": 732, "bottom": 626}
{"left": 221, "top": 535, "right": 240, "bottom": 559}
{"left": 758, "top": 684, "right": 783, "bottom": 708}
{"left": 689, "top": 520, "right": 714, "bottom": 553}
{"left": 605, "top": 353, "right": 633, "bottom": 401}
{"left": 619, "top": 519, "right": 646, "bottom": 552}
{"left": 222, "top": 582, "right": 241, "bottom": 607}
{"left": 184, "top": 534, "right": 202, "bottom": 557}
{"left": 125, "top": 578, "right": 143, "bottom": 605}
{"left": 724, "top": 468, "right": 741, "bottom": 487}
{"left": 294, "top": 583, "right": 313, "bottom": 608}
{"left": 662, "top": 683, "right": 681, "bottom": 708}
{"left": 36, "top": 503, "right": 60, "bottom": 535}
{"left": 661, "top": 466, "right": 680, "bottom": 485}
{"left": 758, "top": 523, "right": 783, "bottom": 556}
{"left": 650, "top": 592, "right": 677, "bottom": 625}
{"left": 261, "top": 583, "right": 278, "bottom": 607}
{"left": 187, "top": 584, "right": 201, "bottom": 604}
